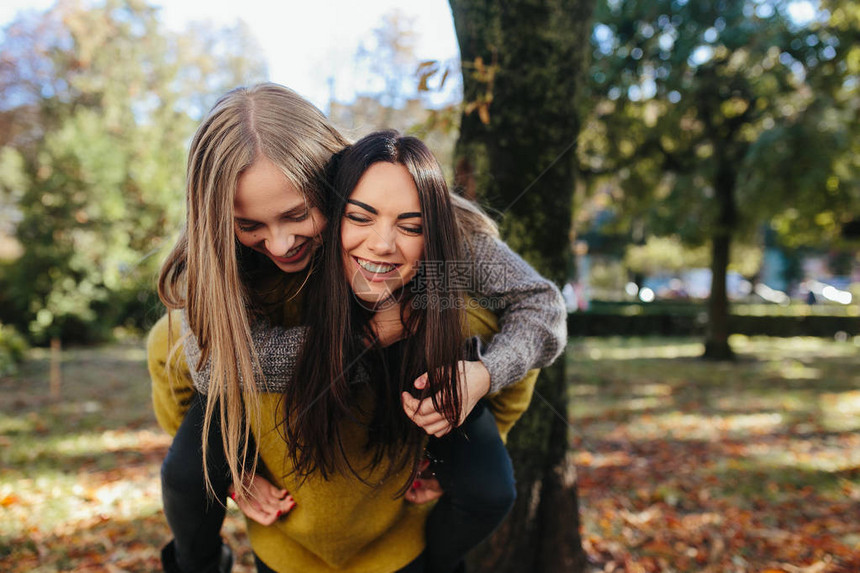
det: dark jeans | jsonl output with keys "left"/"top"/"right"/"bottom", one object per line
{"left": 422, "top": 400, "right": 517, "bottom": 573}
{"left": 161, "top": 394, "right": 233, "bottom": 572}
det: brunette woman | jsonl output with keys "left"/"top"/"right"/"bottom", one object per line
{"left": 149, "top": 85, "right": 567, "bottom": 572}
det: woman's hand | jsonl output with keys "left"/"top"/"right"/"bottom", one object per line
{"left": 405, "top": 476, "right": 444, "bottom": 504}
{"left": 405, "top": 457, "right": 444, "bottom": 504}
{"left": 401, "top": 360, "right": 491, "bottom": 437}
{"left": 229, "top": 474, "right": 296, "bottom": 526}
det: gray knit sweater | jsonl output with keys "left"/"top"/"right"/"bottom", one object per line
{"left": 185, "top": 231, "right": 567, "bottom": 395}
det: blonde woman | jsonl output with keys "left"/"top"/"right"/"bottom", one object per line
{"left": 148, "top": 84, "right": 567, "bottom": 572}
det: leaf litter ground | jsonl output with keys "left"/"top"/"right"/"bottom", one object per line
{"left": 1, "top": 335, "right": 857, "bottom": 572}
{"left": 569, "top": 335, "right": 860, "bottom": 573}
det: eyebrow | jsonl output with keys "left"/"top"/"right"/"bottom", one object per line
{"left": 234, "top": 204, "right": 308, "bottom": 223}
{"left": 347, "top": 199, "right": 421, "bottom": 220}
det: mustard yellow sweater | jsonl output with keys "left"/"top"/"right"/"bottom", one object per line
{"left": 148, "top": 306, "right": 537, "bottom": 573}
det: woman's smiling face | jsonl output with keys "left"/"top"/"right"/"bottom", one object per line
{"left": 233, "top": 156, "right": 325, "bottom": 274}
{"left": 341, "top": 162, "right": 425, "bottom": 307}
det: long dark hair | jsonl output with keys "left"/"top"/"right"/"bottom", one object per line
{"left": 283, "top": 130, "right": 464, "bottom": 491}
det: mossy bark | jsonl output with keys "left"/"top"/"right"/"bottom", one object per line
{"left": 448, "top": 0, "right": 595, "bottom": 570}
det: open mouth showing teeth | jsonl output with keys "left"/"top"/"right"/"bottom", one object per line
{"left": 357, "top": 258, "right": 398, "bottom": 274}
{"left": 284, "top": 244, "right": 303, "bottom": 257}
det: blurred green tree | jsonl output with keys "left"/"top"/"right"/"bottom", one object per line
{"left": 450, "top": 0, "right": 593, "bottom": 571}
{"left": 0, "top": 0, "right": 267, "bottom": 343}
{"left": 580, "top": 0, "right": 859, "bottom": 358}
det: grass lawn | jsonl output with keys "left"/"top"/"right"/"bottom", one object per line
{"left": 0, "top": 335, "right": 857, "bottom": 571}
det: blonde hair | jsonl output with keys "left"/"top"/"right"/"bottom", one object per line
{"left": 157, "top": 83, "right": 348, "bottom": 497}
{"left": 450, "top": 193, "right": 499, "bottom": 240}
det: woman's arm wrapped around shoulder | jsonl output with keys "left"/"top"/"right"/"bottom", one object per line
{"left": 180, "top": 311, "right": 308, "bottom": 395}
{"left": 461, "top": 231, "right": 567, "bottom": 393}
{"left": 402, "top": 232, "right": 567, "bottom": 437}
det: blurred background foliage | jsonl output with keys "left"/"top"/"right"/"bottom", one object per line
{"left": 0, "top": 0, "right": 268, "bottom": 346}
{"left": 0, "top": 0, "right": 857, "bottom": 362}
{"left": 574, "top": 0, "right": 859, "bottom": 357}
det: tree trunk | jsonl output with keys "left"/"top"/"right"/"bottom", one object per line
{"left": 705, "top": 232, "right": 733, "bottom": 359}
{"left": 704, "top": 161, "right": 737, "bottom": 360}
{"left": 449, "top": 0, "right": 594, "bottom": 570}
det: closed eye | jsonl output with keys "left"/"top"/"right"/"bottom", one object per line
{"left": 284, "top": 209, "right": 310, "bottom": 222}
{"left": 344, "top": 212, "right": 372, "bottom": 224}
{"left": 400, "top": 225, "right": 423, "bottom": 235}
{"left": 236, "top": 222, "right": 260, "bottom": 233}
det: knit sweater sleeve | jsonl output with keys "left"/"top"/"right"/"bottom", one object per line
{"left": 181, "top": 311, "right": 308, "bottom": 394}
{"left": 462, "top": 232, "right": 568, "bottom": 393}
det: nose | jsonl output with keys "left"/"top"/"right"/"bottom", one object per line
{"left": 264, "top": 226, "right": 296, "bottom": 257}
{"left": 367, "top": 225, "right": 396, "bottom": 255}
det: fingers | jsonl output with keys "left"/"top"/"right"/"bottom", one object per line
{"left": 260, "top": 490, "right": 296, "bottom": 519}
{"left": 234, "top": 491, "right": 296, "bottom": 525}
{"left": 234, "top": 494, "right": 277, "bottom": 525}
{"left": 249, "top": 476, "right": 284, "bottom": 506}
{"left": 401, "top": 392, "right": 429, "bottom": 417}
{"left": 405, "top": 364, "right": 486, "bottom": 433}
{"left": 426, "top": 420, "right": 453, "bottom": 437}
{"left": 232, "top": 474, "right": 297, "bottom": 525}
{"left": 402, "top": 392, "right": 458, "bottom": 435}
{"left": 413, "top": 372, "right": 428, "bottom": 390}
{"left": 278, "top": 495, "right": 297, "bottom": 516}
{"left": 405, "top": 477, "right": 445, "bottom": 505}
{"left": 415, "top": 412, "right": 450, "bottom": 434}
{"left": 401, "top": 392, "right": 446, "bottom": 418}
{"left": 401, "top": 392, "right": 418, "bottom": 415}
{"left": 259, "top": 480, "right": 289, "bottom": 506}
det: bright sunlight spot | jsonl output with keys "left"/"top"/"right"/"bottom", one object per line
{"left": 787, "top": 1, "right": 817, "bottom": 25}
{"left": 587, "top": 341, "right": 703, "bottom": 361}
{"left": 623, "top": 412, "right": 785, "bottom": 441}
